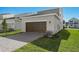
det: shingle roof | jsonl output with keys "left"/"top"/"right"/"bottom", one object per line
{"left": 69, "top": 18, "right": 79, "bottom": 22}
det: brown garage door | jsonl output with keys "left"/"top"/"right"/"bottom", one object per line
{"left": 26, "top": 22, "right": 46, "bottom": 32}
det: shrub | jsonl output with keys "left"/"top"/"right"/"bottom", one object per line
{"left": 45, "top": 31, "right": 53, "bottom": 38}
{"left": 2, "top": 19, "right": 8, "bottom": 33}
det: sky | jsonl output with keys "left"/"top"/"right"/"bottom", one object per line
{"left": 63, "top": 7, "right": 79, "bottom": 21}
{"left": 0, "top": 7, "right": 79, "bottom": 22}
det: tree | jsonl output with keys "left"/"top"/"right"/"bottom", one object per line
{"left": 2, "top": 19, "right": 8, "bottom": 33}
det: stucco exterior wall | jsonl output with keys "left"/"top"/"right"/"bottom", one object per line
{"left": 15, "top": 20, "right": 22, "bottom": 30}
{"left": 0, "top": 19, "right": 15, "bottom": 30}
{"left": 22, "top": 14, "right": 55, "bottom": 33}
{"left": 6, "top": 19, "right": 15, "bottom": 29}
{"left": 53, "top": 16, "right": 63, "bottom": 34}
{"left": 0, "top": 15, "right": 3, "bottom": 20}
{"left": 16, "top": 13, "right": 63, "bottom": 34}
{"left": 3, "top": 14, "right": 14, "bottom": 19}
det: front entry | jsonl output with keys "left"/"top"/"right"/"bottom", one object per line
{"left": 26, "top": 22, "right": 46, "bottom": 32}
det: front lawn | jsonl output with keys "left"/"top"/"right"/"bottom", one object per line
{"left": 15, "top": 29, "right": 79, "bottom": 52}
{"left": 0, "top": 30, "right": 22, "bottom": 37}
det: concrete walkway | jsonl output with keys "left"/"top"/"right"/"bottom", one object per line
{"left": 0, "top": 32, "right": 45, "bottom": 52}
{"left": 0, "top": 37, "right": 26, "bottom": 52}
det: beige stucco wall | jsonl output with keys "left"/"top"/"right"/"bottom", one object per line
{"left": 0, "top": 19, "right": 15, "bottom": 30}
{"left": 21, "top": 14, "right": 55, "bottom": 33}
{"left": 3, "top": 14, "right": 14, "bottom": 19}
{"left": 0, "top": 15, "right": 3, "bottom": 20}
{"left": 52, "top": 16, "right": 63, "bottom": 34}
{"left": 16, "top": 13, "right": 63, "bottom": 34}
{"left": 0, "top": 13, "right": 63, "bottom": 34}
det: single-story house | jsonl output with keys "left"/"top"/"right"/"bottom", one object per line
{"left": 15, "top": 8, "right": 63, "bottom": 34}
{"left": 0, "top": 8, "right": 63, "bottom": 35}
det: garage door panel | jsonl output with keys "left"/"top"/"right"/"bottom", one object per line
{"left": 26, "top": 22, "right": 46, "bottom": 32}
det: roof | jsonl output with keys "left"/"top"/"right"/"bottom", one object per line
{"left": 37, "top": 8, "right": 60, "bottom": 15}
{"left": 0, "top": 13, "right": 11, "bottom": 15}
{"left": 16, "top": 8, "right": 60, "bottom": 17}
{"left": 69, "top": 18, "right": 79, "bottom": 22}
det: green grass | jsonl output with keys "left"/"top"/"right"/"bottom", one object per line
{"left": 15, "top": 29, "right": 79, "bottom": 52}
{"left": 0, "top": 30, "right": 22, "bottom": 37}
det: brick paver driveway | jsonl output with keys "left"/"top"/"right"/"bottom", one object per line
{"left": 0, "top": 32, "right": 45, "bottom": 52}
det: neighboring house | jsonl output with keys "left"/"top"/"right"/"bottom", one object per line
{"left": 15, "top": 8, "right": 63, "bottom": 34}
{"left": 0, "top": 14, "right": 15, "bottom": 30}
{"left": 68, "top": 18, "right": 79, "bottom": 28}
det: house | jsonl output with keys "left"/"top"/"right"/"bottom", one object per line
{"left": 0, "top": 8, "right": 63, "bottom": 34}
{"left": 68, "top": 18, "right": 79, "bottom": 28}
{"left": 15, "top": 8, "right": 63, "bottom": 34}
{"left": 0, "top": 13, "right": 15, "bottom": 30}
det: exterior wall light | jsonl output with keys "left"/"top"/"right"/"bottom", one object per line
{"left": 49, "top": 21, "right": 51, "bottom": 23}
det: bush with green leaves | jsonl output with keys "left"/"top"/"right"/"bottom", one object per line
{"left": 2, "top": 19, "right": 8, "bottom": 33}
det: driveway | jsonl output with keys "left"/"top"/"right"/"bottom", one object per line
{"left": 0, "top": 32, "right": 45, "bottom": 52}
